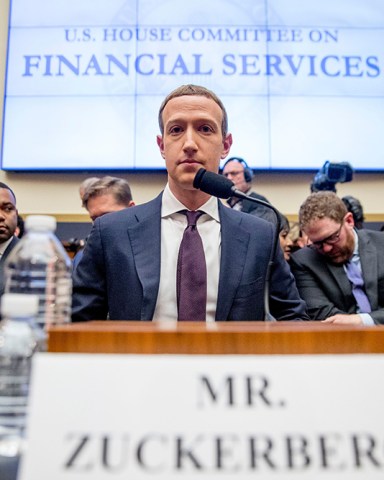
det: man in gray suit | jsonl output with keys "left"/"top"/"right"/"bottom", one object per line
{"left": 72, "top": 84, "right": 307, "bottom": 322}
{"left": 0, "top": 182, "right": 19, "bottom": 295}
{"left": 290, "top": 191, "right": 384, "bottom": 325}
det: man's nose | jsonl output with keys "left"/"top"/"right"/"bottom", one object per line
{"left": 183, "top": 128, "right": 198, "bottom": 150}
{"left": 322, "top": 243, "right": 334, "bottom": 254}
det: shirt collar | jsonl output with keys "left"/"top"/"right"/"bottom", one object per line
{"left": 352, "top": 228, "right": 359, "bottom": 257}
{"left": 162, "top": 183, "right": 220, "bottom": 222}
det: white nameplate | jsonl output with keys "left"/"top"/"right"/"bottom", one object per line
{"left": 20, "top": 354, "right": 384, "bottom": 479}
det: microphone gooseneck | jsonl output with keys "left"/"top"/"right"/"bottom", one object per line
{"left": 193, "top": 168, "right": 281, "bottom": 322}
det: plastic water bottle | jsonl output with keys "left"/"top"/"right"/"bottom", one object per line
{"left": 4, "top": 215, "right": 72, "bottom": 327}
{"left": 0, "top": 293, "right": 41, "bottom": 480}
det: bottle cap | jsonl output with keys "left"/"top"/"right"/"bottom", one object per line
{"left": 1, "top": 293, "right": 39, "bottom": 317}
{"left": 25, "top": 215, "right": 56, "bottom": 232}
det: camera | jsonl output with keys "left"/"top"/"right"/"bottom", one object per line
{"left": 310, "top": 161, "right": 353, "bottom": 193}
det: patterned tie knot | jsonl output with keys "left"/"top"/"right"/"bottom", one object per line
{"left": 182, "top": 210, "right": 204, "bottom": 228}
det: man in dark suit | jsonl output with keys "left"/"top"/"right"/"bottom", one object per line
{"left": 0, "top": 182, "right": 19, "bottom": 295}
{"left": 73, "top": 176, "right": 135, "bottom": 270}
{"left": 72, "top": 84, "right": 307, "bottom": 322}
{"left": 290, "top": 191, "right": 384, "bottom": 325}
{"left": 221, "top": 157, "right": 277, "bottom": 225}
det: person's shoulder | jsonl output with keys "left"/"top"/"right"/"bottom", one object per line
{"left": 359, "top": 228, "right": 384, "bottom": 246}
{"left": 290, "top": 244, "right": 319, "bottom": 265}
{"left": 9, "top": 235, "right": 20, "bottom": 247}
{"left": 97, "top": 194, "right": 162, "bottom": 228}
{"left": 248, "top": 190, "right": 270, "bottom": 203}
{"left": 241, "top": 191, "right": 273, "bottom": 217}
{"left": 3, "top": 235, "right": 19, "bottom": 252}
{"left": 221, "top": 202, "right": 273, "bottom": 229}
{"left": 359, "top": 228, "right": 384, "bottom": 239}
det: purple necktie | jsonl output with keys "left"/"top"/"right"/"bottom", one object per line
{"left": 177, "top": 210, "right": 207, "bottom": 321}
{"left": 345, "top": 260, "right": 371, "bottom": 313}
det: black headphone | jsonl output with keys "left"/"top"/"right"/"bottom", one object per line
{"left": 222, "top": 157, "right": 253, "bottom": 183}
{"left": 341, "top": 195, "right": 364, "bottom": 227}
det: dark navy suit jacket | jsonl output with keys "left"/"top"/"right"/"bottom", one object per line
{"left": 0, "top": 236, "right": 19, "bottom": 295}
{"left": 72, "top": 194, "right": 307, "bottom": 321}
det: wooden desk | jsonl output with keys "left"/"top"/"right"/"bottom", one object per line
{"left": 47, "top": 321, "right": 384, "bottom": 355}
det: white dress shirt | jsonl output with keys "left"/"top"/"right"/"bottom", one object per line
{"left": 152, "top": 184, "right": 221, "bottom": 323}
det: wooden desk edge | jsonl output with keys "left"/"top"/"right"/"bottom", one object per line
{"left": 47, "top": 321, "right": 384, "bottom": 355}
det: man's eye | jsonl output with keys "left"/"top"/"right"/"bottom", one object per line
{"left": 200, "top": 125, "right": 213, "bottom": 133}
{"left": 169, "top": 126, "right": 182, "bottom": 134}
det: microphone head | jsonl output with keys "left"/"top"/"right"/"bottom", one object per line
{"left": 193, "top": 168, "right": 235, "bottom": 199}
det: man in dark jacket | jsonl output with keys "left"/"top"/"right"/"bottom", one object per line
{"left": 221, "top": 157, "right": 277, "bottom": 225}
{"left": 290, "top": 191, "right": 384, "bottom": 325}
{"left": 72, "top": 85, "right": 307, "bottom": 322}
{"left": 0, "top": 182, "right": 19, "bottom": 294}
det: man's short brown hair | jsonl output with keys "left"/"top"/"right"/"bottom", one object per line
{"left": 158, "top": 84, "right": 228, "bottom": 138}
{"left": 299, "top": 191, "right": 347, "bottom": 231}
{"left": 82, "top": 176, "right": 133, "bottom": 210}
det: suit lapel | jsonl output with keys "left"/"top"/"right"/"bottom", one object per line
{"left": 1, "top": 236, "right": 19, "bottom": 263}
{"left": 327, "top": 262, "right": 351, "bottom": 305}
{"left": 0, "top": 236, "right": 19, "bottom": 295}
{"left": 127, "top": 194, "right": 162, "bottom": 320}
{"left": 216, "top": 204, "right": 250, "bottom": 320}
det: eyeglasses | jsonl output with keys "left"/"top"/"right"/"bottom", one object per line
{"left": 223, "top": 170, "right": 243, "bottom": 178}
{"left": 309, "top": 222, "right": 343, "bottom": 250}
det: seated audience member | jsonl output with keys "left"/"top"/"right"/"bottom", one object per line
{"left": 73, "top": 176, "right": 135, "bottom": 268}
{"left": 81, "top": 176, "right": 135, "bottom": 222}
{"left": 72, "top": 84, "right": 308, "bottom": 322}
{"left": 79, "top": 176, "right": 100, "bottom": 206}
{"left": 342, "top": 195, "right": 365, "bottom": 230}
{"left": 288, "top": 222, "right": 309, "bottom": 254}
{"left": 290, "top": 191, "right": 384, "bottom": 325}
{"left": 0, "top": 182, "right": 20, "bottom": 294}
{"left": 221, "top": 157, "right": 277, "bottom": 225}
{"left": 279, "top": 214, "right": 293, "bottom": 261}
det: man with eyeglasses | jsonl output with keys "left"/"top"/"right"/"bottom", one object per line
{"left": 290, "top": 191, "right": 384, "bottom": 325}
{"left": 221, "top": 157, "right": 277, "bottom": 225}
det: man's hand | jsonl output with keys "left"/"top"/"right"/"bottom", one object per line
{"left": 322, "top": 314, "right": 363, "bottom": 325}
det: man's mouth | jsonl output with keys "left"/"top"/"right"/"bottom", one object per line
{"left": 180, "top": 159, "right": 200, "bottom": 164}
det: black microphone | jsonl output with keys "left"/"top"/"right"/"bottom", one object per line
{"left": 193, "top": 168, "right": 281, "bottom": 322}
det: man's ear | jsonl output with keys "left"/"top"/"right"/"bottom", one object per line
{"left": 156, "top": 135, "right": 165, "bottom": 159}
{"left": 345, "top": 211, "right": 355, "bottom": 227}
{"left": 221, "top": 133, "right": 233, "bottom": 159}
